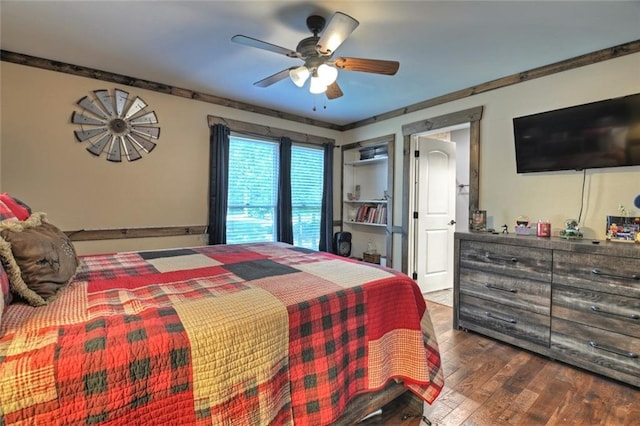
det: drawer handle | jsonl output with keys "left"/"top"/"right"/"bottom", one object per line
{"left": 591, "top": 269, "right": 640, "bottom": 281}
{"left": 485, "top": 252, "right": 518, "bottom": 263}
{"left": 588, "top": 341, "right": 638, "bottom": 359}
{"left": 485, "top": 283, "right": 518, "bottom": 293}
{"left": 485, "top": 312, "right": 517, "bottom": 324}
{"left": 591, "top": 305, "right": 640, "bottom": 320}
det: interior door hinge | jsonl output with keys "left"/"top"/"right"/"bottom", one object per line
{"left": 412, "top": 272, "right": 418, "bottom": 280}
{"left": 413, "top": 211, "right": 419, "bottom": 219}
{"left": 414, "top": 150, "right": 420, "bottom": 158}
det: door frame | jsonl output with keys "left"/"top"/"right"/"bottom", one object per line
{"left": 400, "top": 106, "right": 483, "bottom": 274}
{"left": 410, "top": 136, "right": 458, "bottom": 292}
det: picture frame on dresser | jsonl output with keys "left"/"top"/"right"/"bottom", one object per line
{"left": 606, "top": 215, "right": 640, "bottom": 243}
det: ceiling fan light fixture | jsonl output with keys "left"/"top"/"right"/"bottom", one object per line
{"left": 317, "top": 64, "right": 338, "bottom": 86}
{"left": 289, "top": 66, "right": 310, "bottom": 87}
{"left": 309, "top": 75, "right": 327, "bottom": 94}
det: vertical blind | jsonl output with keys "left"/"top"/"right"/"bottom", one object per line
{"left": 226, "top": 136, "right": 325, "bottom": 250}
{"left": 226, "top": 136, "right": 279, "bottom": 243}
{"left": 291, "top": 145, "right": 324, "bottom": 249}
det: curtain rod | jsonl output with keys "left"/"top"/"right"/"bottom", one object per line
{"left": 208, "top": 115, "right": 335, "bottom": 147}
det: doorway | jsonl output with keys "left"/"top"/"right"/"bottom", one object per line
{"left": 409, "top": 128, "right": 469, "bottom": 293}
{"left": 399, "top": 106, "right": 483, "bottom": 291}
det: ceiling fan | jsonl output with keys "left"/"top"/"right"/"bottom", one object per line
{"left": 231, "top": 11, "right": 399, "bottom": 100}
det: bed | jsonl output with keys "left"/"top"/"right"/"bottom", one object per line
{"left": 0, "top": 211, "right": 443, "bottom": 425}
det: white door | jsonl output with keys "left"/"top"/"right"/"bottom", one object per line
{"left": 415, "top": 138, "right": 456, "bottom": 293}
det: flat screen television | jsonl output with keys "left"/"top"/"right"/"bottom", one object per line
{"left": 513, "top": 93, "right": 640, "bottom": 173}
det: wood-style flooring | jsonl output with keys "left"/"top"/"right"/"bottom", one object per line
{"left": 360, "top": 301, "right": 640, "bottom": 425}
{"left": 423, "top": 289, "right": 453, "bottom": 308}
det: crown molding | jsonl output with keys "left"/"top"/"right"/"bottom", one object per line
{"left": 2, "top": 39, "right": 639, "bottom": 132}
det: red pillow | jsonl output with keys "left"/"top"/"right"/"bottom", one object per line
{"left": 0, "top": 193, "right": 30, "bottom": 221}
{"left": 0, "top": 200, "right": 17, "bottom": 222}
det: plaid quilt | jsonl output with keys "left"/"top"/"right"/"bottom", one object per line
{"left": 0, "top": 242, "right": 443, "bottom": 425}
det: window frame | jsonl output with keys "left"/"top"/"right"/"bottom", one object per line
{"left": 207, "top": 115, "right": 335, "bottom": 250}
{"left": 226, "top": 134, "right": 280, "bottom": 244}
{"left": 290, "top": 143, "right": 325, "bottom": 249}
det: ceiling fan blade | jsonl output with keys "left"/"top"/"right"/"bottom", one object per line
{"left": 231, "top": 35, "right": 299, "bottom": 58}
{"left": 254, "top": 68, "right": 292, "bottom": 88}
{"left": 333, "top": 57, "right": 400, "bottom": 75}
{"left": 325, "top": 81, "right": 343, "bottom": 100}
{"left": 316, "top": 12, "right": 359, "bottom": 55}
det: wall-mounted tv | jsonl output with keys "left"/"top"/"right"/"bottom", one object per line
{"left": 513, "top": 93, "right": 640, "bottom": 173}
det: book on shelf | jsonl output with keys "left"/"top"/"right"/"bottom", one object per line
{"left": 353, "top": 203, "right": 386, "bottom": 224}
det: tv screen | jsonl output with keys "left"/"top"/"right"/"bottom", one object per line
{"left": 513, "top": 93, "right": 640, "bottom": 173}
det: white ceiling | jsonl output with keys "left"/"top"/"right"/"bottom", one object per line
{"left": 2, "top": 1, "right": 639, "bottom": 126}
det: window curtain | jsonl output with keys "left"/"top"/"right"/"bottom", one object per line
{"left": 277, "top": 137, "right": 294, "bottom": 244}
{"left": 208, "top": 124, "right": 230, "bottom": 245}
{"left": 319, "top": 143, "right": 334, "bottom": 252}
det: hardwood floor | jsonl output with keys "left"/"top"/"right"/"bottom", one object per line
{"left": 415, "top": 301, "right": 640, "bottom": 426}
{"left": 423, "top": 289, "right": 453, "bottom": 308}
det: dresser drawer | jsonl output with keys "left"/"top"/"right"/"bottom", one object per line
{"left": 553, "top": 251, "right": 640, "bottom": 298}
{"left": 553, "top": 284, "right": 640, "bottom": 339}
{"left": 459, "top": 240, "right": 552, "bottom": 282}
{"left": 459, "top": 293, "right": 550, "bottom": 347}
{"left": 551, "top": 317, "right": 640, "bottom": 387}
{"left": 459, "top": 267, "right": 550, "bottom": 316}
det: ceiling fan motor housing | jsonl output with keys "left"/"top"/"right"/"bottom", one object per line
{"left": 306, "top": 15, "right": 326, "bottom": 35}
{"left": 297, "top": 37, "right": 325, "bottom": 62}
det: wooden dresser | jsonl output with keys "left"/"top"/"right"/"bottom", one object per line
{"left": 454, "top": 232, "right": 640, "bottom": 387}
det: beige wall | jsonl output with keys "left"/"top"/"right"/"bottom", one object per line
{"left": 344, "top": 53, "right": 640, "bottom": 263}
{"left": 0, "top": 62, "right": 342, "bottom": 254}
{"left": 2, "top": 53, "right": 639, "bottom": 258}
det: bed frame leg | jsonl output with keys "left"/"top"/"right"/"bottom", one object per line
{"left": 358, "top": 389, "right": 427, "bottom": 424}
{"left": 334, "top": 381, "right": 427, "bottom": 425}
{"left": 397, "top": 390, "right": 430, "bottom": 424}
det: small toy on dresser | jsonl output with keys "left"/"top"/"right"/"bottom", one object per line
{"left": 559, "top": 219, "right": 583, "bottom": 240}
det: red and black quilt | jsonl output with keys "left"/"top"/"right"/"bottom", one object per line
{"left": 0, "top": 242, "right": 443, "bottom": 425}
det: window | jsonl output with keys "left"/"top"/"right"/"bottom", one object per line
{"left": 292, "top": 145, "right": 324, "bottom": 249}
{"left": 226, "top": 136, "right": 278, "bottom": 244}
{"left": 225, "top": 135, "right": 325, "bottom": 250}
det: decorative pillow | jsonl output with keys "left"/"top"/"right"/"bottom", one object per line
{"left": 0, "top": 263, "right": 11, "bottom": 327}
{"left": 12, "top": 196, "right": 32, "bottom": 215}
{"left": 0, "top": 200, "right": 17, "bottom": 222}
{"left": 0, "top": 212, "right": 79, "bottom": 306}
{"left": 0, "top": 193, "right": 30, "bottom": 221}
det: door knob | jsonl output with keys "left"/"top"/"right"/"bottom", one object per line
{"left": 448, "top": 220, "right": 456, "bottom": 225}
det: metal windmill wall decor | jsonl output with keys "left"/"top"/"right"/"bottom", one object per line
{"left": 71, "top": 88, "right": 160, "bottom": 162}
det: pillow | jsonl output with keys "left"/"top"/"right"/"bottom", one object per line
{"left": 0, "top": 193, "right": 30, "bottom": 221}
{"left": 0, "top": 200, "right": 17, "bottom": 222}
{"left": 0, "top": 263, "right": 11, "bottom": 327}
{"left": 12, "top": 196, "right": 32, "bottom": 215}
{"left": 0, "top": 212, "right": 79, "bottom": 306}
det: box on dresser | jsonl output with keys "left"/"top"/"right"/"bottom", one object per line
{"left": 454, "top": 231, "right": 640, "bottom": 388}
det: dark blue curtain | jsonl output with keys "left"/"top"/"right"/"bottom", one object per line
{"left": 277, "top": 137, "right": 294, "bottom": 244}
{"left": 208, "top": 124, "right": 230, "bottom": 245}
{"left": 318, "top": 143, "right": 334, "bottom": 252}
